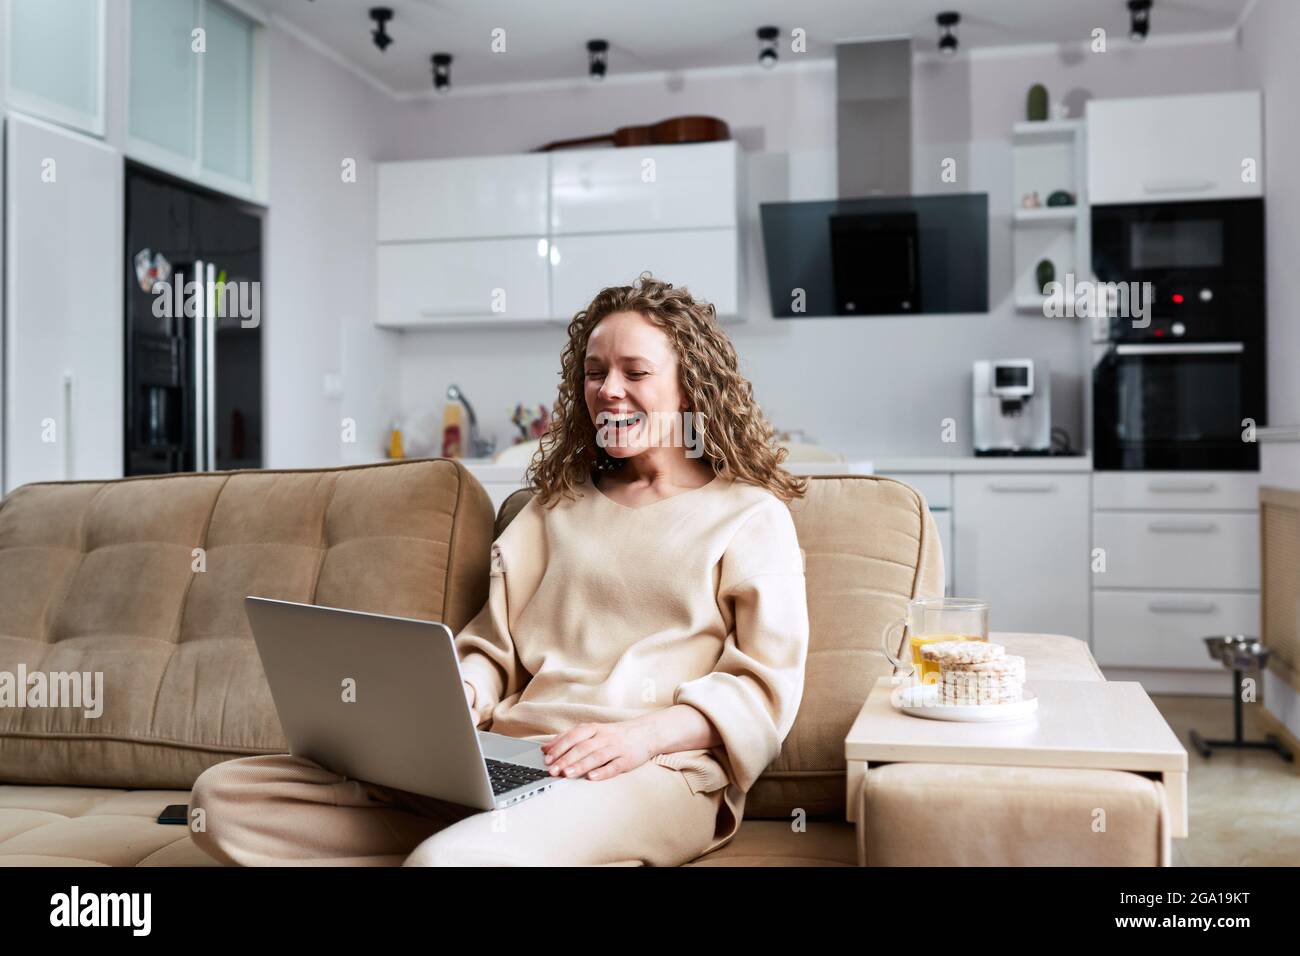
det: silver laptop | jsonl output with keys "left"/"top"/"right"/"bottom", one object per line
{"left": 243, "top": 596, "right": 564, "bottom": 811}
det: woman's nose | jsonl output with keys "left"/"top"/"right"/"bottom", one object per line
{"left": 599, "top": 375, "right": 625, "bottom": 399}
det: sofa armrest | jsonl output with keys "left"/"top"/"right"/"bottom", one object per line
{"left": 993, "top": 632, "right": 1106, "bottom": 682}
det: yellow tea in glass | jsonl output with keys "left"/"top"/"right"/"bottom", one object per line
{"left": 881, "top": 599, "right": 990, "bottom": 684}
{"left": 909, "top": 633, "right": 987, "bottom": 683}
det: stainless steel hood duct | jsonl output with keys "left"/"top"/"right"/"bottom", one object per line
{"left": 760, "top": 36, "right": 988, "bottom": 317}
{"left": 837, "top": 38, "right": 912, "bottom": 198}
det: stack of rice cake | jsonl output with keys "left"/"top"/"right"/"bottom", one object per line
{"left": 920, "top": 640, "right": 1026, "bottom": 705}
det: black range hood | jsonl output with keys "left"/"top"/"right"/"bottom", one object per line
{"left": 761, "top": 193, "right": 988, "bottom": 317}
{"left": 761, "top": 38, "right": 989, "bottom": 318}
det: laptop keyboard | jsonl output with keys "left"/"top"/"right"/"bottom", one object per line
{"left": 485, "top": 758, "right": 552, "bottom": 796}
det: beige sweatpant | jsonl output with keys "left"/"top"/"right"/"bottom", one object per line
{"left": 187, "top": 753, "right": 724, "bottom": 867}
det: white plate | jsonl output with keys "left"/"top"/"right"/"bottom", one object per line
{"left": 890, "top": 682, "right": 1039, "bottom": 722}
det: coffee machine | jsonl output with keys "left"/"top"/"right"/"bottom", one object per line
{"left": 972, "top": 359, "right": 1051, "bottom": 455}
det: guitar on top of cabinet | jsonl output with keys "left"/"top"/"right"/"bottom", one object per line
{"left": 534, "top": 115, "right": 730, "bottom": 151}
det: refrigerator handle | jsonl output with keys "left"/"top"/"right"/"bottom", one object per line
{"left": 193, "top": 261, "right": 206, "bottom": 472}
{"left": 206, "top": 262, "right": 217, "bottom": 472}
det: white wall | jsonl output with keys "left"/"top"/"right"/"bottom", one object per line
{"left": 1240, "top": 0, "right": 1300, "bottom": 743}
{"left": 382, "top": 37, "right": 1247, "bottom": 458}
{"left": 262, "top": 22, "right": 403, "bottom": 468}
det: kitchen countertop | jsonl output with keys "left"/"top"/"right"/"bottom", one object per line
{"left": 873, "top": 454, "right": 1092, "bottom": 473}
{"left": 442, "top": 454, "right": 1093, "bottom": 479}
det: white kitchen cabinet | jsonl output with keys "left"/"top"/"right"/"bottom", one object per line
{"left": 1092, "top": 472, "right": 1259, "bottom": 511}
{"left": 3, "top": 113, "right": 122, "bottom": 493}
{"left": 550, "top": 229, "right": 739, "bottom": 320}
{"left": 1092, "top": 511, "right": 1259, "bottom": 591}
{"left": 377, "top": 154, "right": 549, "bottom": 242}
{"left": 549, "top": 141, "right": 738, "bottom": 234}
{"left": 1092, "top": 590, "right": 1259, "bottom": 670}
{"left": 879, "top": 472, "right": 953, "bottom": 593}
{"left": 954, "top": 474, "right": 1091, "bottom": 640}
{"left": 1087, "top": 91, "right": 1262, "bottom": 205}
{"left": 127, "top": 0, "right": 263, "bottom": 201}
{"left": 376, "top": 238, "right": 549, "bottom": 328}
{"left": 5, "top": 0, "right": 106, "bottom": 136}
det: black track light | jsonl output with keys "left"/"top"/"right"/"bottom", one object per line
{"left": 937, "top": 12, "right": 960, "bottom": 57}
{"left": 757, "top": 26, "right": 779, "bottom": 69}
{"left": 1129, "top": 0, "right": 1152, "bottom": 42}
{"left": 431, "top": 53, "right": 452, "bottom": 93}
{"left": 587, "top": 39, "right": 608, "bottom": 81}
{"left": 369, "top": 7, "right": 393, "bottom": 52}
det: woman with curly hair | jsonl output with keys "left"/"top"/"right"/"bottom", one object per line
{"left": 190, "top": 274, "right": 809, "bottom": 867}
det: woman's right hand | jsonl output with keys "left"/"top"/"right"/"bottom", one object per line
{"left": 464, "top": 681, "right": 481, "bottom": 727}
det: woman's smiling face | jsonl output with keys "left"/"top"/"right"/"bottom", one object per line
{"left": 583, "top": 310, "right": 687, "bottom": 460}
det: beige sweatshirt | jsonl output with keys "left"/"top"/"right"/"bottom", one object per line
{"left": 454, "top": 473, "right": 809, "bottom": 858}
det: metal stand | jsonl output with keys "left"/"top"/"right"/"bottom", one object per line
{"left": 1189, "top": 668, "right": 1295, "bottom": 762}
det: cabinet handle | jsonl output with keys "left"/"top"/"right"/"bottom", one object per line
{"left": 1142, "top": 179, "right": 1215, "bottom": 194}
{"left": 988, "top": 482, "right": 1057, "bottom": 493}
{"left": 1147, "top": 481, "right": 1217, "bottom": 494}
{"left": 1147, "top": 520, "right": 1216, "bottom": 533}
{"left": 1148, "top": 599, "right": 1217, "bottom": 614}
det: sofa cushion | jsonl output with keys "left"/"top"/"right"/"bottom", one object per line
{"left": 0, "top": 785, "right": 219, "bottom": 866}
{"left": 0, "top": 459, "right": 494, "bottom": 790}
{"left": 861, "top": 763, "right": 1169, "bottom": 866}
{"left": 497, "top": 475, "right": 945, "bottom": 820}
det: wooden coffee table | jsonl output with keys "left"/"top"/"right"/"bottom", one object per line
{"left": 845, "top": 677, "right": 1188, "bottom": 866}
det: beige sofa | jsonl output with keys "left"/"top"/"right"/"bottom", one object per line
{"left": 0, "top": 460, "right": 1169, "bottom": 865}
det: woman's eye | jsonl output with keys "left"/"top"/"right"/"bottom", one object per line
{"left": 627, "top": 371, "right": 647, "bottom": 379}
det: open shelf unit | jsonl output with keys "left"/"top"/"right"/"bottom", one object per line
{"left": 1011, "top": 119, "right": 1089, "bottom": 316}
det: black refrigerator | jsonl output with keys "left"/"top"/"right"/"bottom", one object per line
{"left": 125, "top": 164, "right": 264, "bottom": 475}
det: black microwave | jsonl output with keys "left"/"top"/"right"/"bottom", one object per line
{"left": 1091, "top": 198, "right": 1264, "bottom": 342}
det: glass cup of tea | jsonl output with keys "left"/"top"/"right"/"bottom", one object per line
{"left": 881, "top": 598, "right": 990, "bottom": 684}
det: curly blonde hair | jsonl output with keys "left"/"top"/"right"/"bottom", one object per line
{"left": 527, "top": 273, "right": 807, "bottom": 507}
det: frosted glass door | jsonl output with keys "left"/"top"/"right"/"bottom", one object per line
{"left": 201, "top": 1, "right": 254, "bottom": 184}
{"left": 129, "top": 0, "right": 200, "bottom": 161}
{"left": 5, "top": 0, "right": 104, "bottom": 135}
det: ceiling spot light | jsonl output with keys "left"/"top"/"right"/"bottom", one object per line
{"left": 587, "top": 39, "right": 608, "bottom": 81}
{"left": 369, "top": 7, "right": 393, "bottom": 52}
{"left": 757, "top": 26, "right": 779, "bottom": 69}
{"left": 1129, "top": 0, "right": 1152, "bottom": 42}
{"left": 431, "top": 53, "right": 452, "bottom": 93}
{"left": 937, "top": 12, "right": 960, "bottom": 56}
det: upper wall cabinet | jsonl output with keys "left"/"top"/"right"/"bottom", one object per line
{"left": 374, "top": 141, "right": 744, "bottom": 327}
{"left": 4, "top": 0, "right": 106, "bottom": 136}
{"left": 1087, "top": 91, "right": 1262, "bottom": 205}
{"left": 128, "top": 0, "right": 265, "bottom": 201}
{"left": 550, "top": 141, "right": 739, "bottom": 234}
{"left": 377, "top": 154, "right": 549, "bottom": 241}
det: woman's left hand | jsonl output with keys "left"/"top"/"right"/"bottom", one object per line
{"left": 541, "top": 718, "right": 657, "bottom": 782}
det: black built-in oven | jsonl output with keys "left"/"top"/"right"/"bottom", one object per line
{"left": 1091, "top": 198, "right": 1265, "bottom": 470}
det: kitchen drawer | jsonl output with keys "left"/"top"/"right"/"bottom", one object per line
{"left": 1093, "top": 472, "right": 1259, "bottom": 511}
{"left": 1092, "top": 512, "right": 1259, "bottom": 590}
{"left": 1092, "top": 590, "right": 1260, "bottom": 670}
{"left": 878, "top": 472, "right": 951, "bottom": 510}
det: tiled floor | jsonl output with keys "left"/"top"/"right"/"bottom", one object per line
{"left": 1152, "top": 694, "right": 1300, "bottom": 866}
